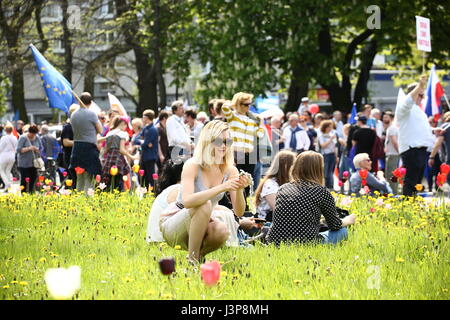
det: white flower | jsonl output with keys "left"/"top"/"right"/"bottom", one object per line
{"left": 44, "top": 266, "right": 81, "bottom": 300}
{"left": 59, "top": 188, "right": 71, "bottom": 196}
{"left": 384, "top": 203, "right": 392, "bottom": 210}
{"left": 87, "top": 188, "right": 95, "bottom": 197}
{"left": 136, "top": 186, "right": 147, "bottom": 195}
{"left": 340, "top": 197, "right": 353, "bottom": 207}
{"left": 376, "top": 198, "right": 384, "bottom": 206}
{"left": 98, "top": 183, "right": 107, "bottom": 191}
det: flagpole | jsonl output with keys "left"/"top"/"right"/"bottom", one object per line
{"left": 71, "top": 90, "right": 87, "bottom": 109}
{"left": 444, "top": 93, "right": 450, "bottom": 111}
{"left": 422, "top": 51, "right": 426, "bottom": 74}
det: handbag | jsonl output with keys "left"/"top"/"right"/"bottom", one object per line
{"left": 27, "top": 137, "right": 45, "bottom": 170}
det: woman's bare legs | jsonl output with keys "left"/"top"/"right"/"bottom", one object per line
{"left": 188, "top": 201, "right": 212, "bottom": 262}
{"left": 200, "top": 220, "right": 229, "bottom": 258}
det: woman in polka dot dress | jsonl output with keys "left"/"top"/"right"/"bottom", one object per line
{"left": 267, "top": 151, "right": 356, "bottom": 245}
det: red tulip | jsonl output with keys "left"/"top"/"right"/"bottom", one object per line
{"left": 359, "top": 169, "right": 368, "bottom": 180}
{"left": 200, "top": 261, "right": 221, "bottom": 286}
{"left": 95, "top": 175, "right": 101, "bottom": 183}
{"left": 370, "top": 207, "right": 376, "bottom": 213}
{"left": 62, "top": 171, "right": 68, "bottom": 177}
{"left": 361, "top": 179, "right": 367, "bottom": 186}
{"left": 440, "top": 163, "right": 450, "bottom": 174}
{"left": 152, "top": 173, "right": 159, "bottom": 180}
{"left": 38, "top": 176, "right": 45, "bottom": 182}
{"left": 399, "top": 167, "right": 407, "bottom": 177}
{"left": 36, "top": 182, "right": 41, "bottom": 188}
{"left": 158, "top": 257, "right": 175, "bottom": 275}
{"left": 75, "top": 167, "right": 85, "bottom": 175}
{"left": 343, "top": 171, "right": 349, "bottom": 178}
{"left": 12, "top": 177, "right": 18, "bottom": 182}
{"left": 138, "top": 169, "right": 145, "bottom": 177}
{"left": 25, "top": 177, "right": 30, "bottom": 183}
{"left": 437, "top": 173, "right": 447, "bottom": 187}
{"left": 338, "top": 180, "right": 343, "bottom": 187}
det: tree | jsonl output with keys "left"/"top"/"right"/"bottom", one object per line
{"left": 0, "top": 0, "right": 47, "bottom": 122}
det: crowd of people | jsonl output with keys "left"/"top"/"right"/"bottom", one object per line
{"left": 0, "top": 75, "right": 448, "bottom": 262}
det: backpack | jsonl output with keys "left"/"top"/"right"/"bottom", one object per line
{"left": 371, "top": 135, "right": 384, "bottom": 159}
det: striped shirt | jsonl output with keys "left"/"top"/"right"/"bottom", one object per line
{"left": 222, "top": 104, "right": 261, "bottom": 153}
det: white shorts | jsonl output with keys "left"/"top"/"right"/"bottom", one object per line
{"left": 159, "top": 203, "right": 239, "bottom": 249}
{"left": 159, "top": 205, "right": 191, "bottom": 250}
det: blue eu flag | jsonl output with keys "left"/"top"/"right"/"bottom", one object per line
{"left": 30, "top": 44, "right": 76, "bottom": 114}
{"left": 349, "top": 103, "right": 357, "bottom": 125}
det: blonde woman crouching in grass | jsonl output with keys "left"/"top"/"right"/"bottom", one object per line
{"left": 160, "top": 120, "right": 251, "bottom": 264}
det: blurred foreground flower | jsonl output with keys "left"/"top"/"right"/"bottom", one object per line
{"left": 74, "top": 167, "right": 85, "bottom": 175}
{"left": 159, "top": 257, "right": 175, "bottom": 275}
{"left": 132, "top": 164, "right": 140, "bottom": 173}
{"left": 87, "top": 188, "right": 94, "bottom": 197}
{"left": 200, "top": 261, "right": 221, "bottom": 286}
{"left": 44, "top": 266, "right": 81, "bottom": 300}
{"left": 415, "top": 184, "right": 423, "bottom": 192}
{"left": 65, "top": 179, "right": 73, "bottom": 187}
{"left": 110, "top": 166, "right": 118, "bottom": 176}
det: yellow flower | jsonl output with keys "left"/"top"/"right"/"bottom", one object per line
{"left": 146, "top": 290, "right": 156, "bottom": 295}
{"left": 174, "top": 245, "right": 181, "bottom": 250}
{"left": 110, "top": 166, "right": 118, "bottom": 176}
{"left": 65, "top": 179, "right": 73, "bottom": 187}
{"left": 395, "top": 257, "right": 405, "bottom": 263}
{"left": 415, "top": 184, "right": 424, "bottom": 191}
{"left": 10, "top": 280, "right": 18, "bottom": 284}
{"left": 39, "top": 257, "right": 47, "bottom": 263}
{"left": 2, "top": 285, "right": 10, "bottom": 289}
{"left": 19, "top": 281, "right": 28, "bottom": 286}
{"left": 132, "top": 164, "right": 140, "bottom": 173}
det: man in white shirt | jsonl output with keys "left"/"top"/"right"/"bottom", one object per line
{"left": 282, "top": 114, "right": 310, "bottom": 154}
{"left": 166, "top": 100, "right": 194, "bottom": 163}
{"left": 395, "top": 75, "right": 436, "bottom": 196}
{"left": 383, "top": 111, "right": 399, "bottom": 194}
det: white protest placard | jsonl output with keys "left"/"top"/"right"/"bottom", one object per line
{"left": 416, "top": 16, "right": 431, "bottom": 52}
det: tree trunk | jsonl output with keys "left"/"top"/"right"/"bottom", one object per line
{"left": 11, "top": 67, "right": 27, "bottom": 122}
{"left": 83, "top": 65, "right": 95, "bottom": 94}
{"left": 151, "top": 0, "right": 166, "bottom": 110}
{"left": 285, "top": 66, "right": 309, "bottom": 112}
{"left": 115, "top": 0, "right": 158, "bottom": 115}
{"left": 353, "top": 39, "right": 378, "bottom": 109}
{"left": 61, "top": 0, "right": 73, "bottom": 83}
{"left": 134, "top": 48, "right": 158, "bottom": 115}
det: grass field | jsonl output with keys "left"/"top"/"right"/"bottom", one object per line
{"left": 0, "top": 191, "right": 448, "bottom": 300}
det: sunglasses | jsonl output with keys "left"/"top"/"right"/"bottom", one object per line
{"left": 212, "top": 137, "right": 233, "bottom": 147}
{"left": 364, "top": 159, "right": 372, "bottom": 162}
{"left": 242, "top": 102, "right": 252, "bottom": 107}
{"left": 418, "top": 94, "right": 424, "bottom": 98}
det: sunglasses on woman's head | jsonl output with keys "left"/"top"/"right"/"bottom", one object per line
{"left": 212, "top": 137, "right": 233, "bottom": 147}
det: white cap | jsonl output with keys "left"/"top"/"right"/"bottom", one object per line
{"left": 301, "top": 97, "right": 309, "bottom": 102}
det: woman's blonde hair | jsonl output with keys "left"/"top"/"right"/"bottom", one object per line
{"left": 193, "top": 120, "right": 234, "bottom": 169}
{"left": 291, "top": 151, "right": 324, "bottom": 186}
{"left": 231, "top": 92, "right": 254, "bottom": 109}
{"left": 254, "top": 150, "right": 296, "bottom": 207}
